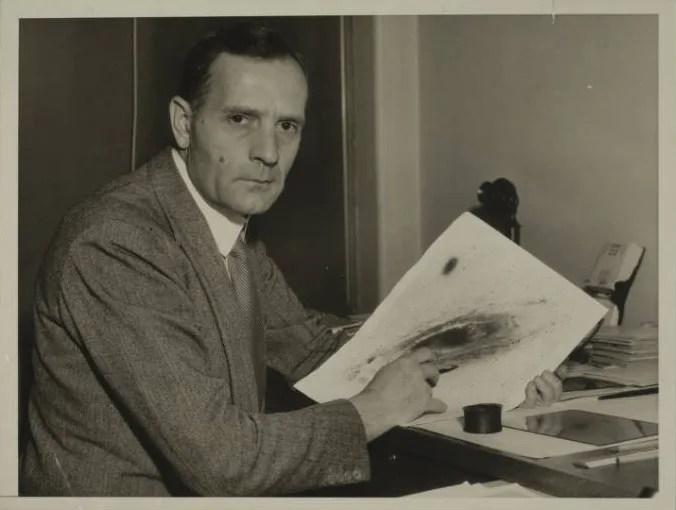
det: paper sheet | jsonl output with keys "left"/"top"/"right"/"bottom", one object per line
{"left": 413, "top": 394, "right": 658, "bottom": 459}
{"left": 295, "top": 213, "right": 607, "bottom": 419}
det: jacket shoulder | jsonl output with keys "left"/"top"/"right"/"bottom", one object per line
{"left": 39, "top": 160, "right": 177, "bottom": 292}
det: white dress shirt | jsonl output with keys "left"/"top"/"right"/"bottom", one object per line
{"left": 171, "top": 148, "right": 246, "bottom": 262}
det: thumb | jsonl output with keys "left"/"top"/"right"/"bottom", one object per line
{"left": 426, "top": 398, "right": 448, "bottom": 414}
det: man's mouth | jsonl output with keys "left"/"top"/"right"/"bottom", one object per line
{"left": 242, "top": 178, "right": 275, "bottom": 188}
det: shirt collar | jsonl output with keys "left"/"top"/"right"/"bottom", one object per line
{"left": 172, "top": 148, "right": 246, "bottom": 257}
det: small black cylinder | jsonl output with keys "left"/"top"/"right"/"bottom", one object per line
{"left": 463, "top": 403, "right": 503, "bottom": 433}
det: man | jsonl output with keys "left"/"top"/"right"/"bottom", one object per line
{"left": 20, "top": 23, "right": 562, "bottom": 496}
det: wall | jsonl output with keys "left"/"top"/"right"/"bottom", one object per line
{"left": 416, "top": 15, "right": 658, "bottom": 326}
{"left": 372, "top": 16, "right": 422, "bottom": 299}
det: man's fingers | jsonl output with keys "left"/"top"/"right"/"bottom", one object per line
{"left": 523, "top": 381, "right": 538, "bottom": 408}
{"left": 420, "top": 362, "right": 440, "bottom": 387}
{"left": 541, "top": 370, "right": 563, "bottom": 398}
{"left": 533, "top": 375, "right": 556, "bottom": 405}
{"left": 409, "top": 346, "right": 434, "bottom": 364}
{"left": 426, "top": 397, "right": 447, "bottom": 414}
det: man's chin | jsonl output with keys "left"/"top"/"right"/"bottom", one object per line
{"left": 235, "top": 195, "right": 280, "bottom": 216}
{"left": 241, "top": 204, "right": 274, "bottom": 216}
{"left": 216, "top": 184, "right": 284, "bottom": 216}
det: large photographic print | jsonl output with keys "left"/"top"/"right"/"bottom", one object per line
{"left": 296, "top": 213, "right": 607, "bottom": 420}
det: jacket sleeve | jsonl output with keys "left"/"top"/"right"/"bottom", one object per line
{"left": 57, "top": 221, "right": 370, "bottom": 496}
{"left": 250, "top": 241, "right": 356, "bottom": 383}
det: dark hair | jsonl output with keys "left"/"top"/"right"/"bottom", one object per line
{"left": 178, "top": 22, "right": 307, "bottom": 111}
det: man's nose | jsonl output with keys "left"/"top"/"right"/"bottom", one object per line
{"left": 249, "top": 127, "right": 279, "bottom": 167}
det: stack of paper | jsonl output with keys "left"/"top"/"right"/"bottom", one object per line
{"left": 576, "top": 359, "right": 658, "bottom": 387}
{"left": 588, "top": 325, "right": 658, "bottom": 366}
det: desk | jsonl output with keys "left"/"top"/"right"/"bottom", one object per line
{"left": 297, "top": 426, "right": 656, "bottom": 498}
{"left": 271, "top": 371, "right": 658, "bottom": 498}
{"left": 382, "top": 426, "right": 657, "bottom": 497}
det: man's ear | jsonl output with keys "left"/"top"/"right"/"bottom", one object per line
{"left": 169, "top": 96, "right": 193, "bottom": 150}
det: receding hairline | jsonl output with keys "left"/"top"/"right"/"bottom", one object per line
{"left": 190, "top": 51, "right": 309, "bottom": 110}
{"left": 209, "top": 51, "right": 307, "bottom": 75}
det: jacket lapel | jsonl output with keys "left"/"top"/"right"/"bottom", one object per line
{"left": 146, "top": 148, "right": 259, "bottom": 411}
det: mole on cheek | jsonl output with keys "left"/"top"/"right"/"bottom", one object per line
{"left": 219, "top": 156, "right": 225, "bottom": 163}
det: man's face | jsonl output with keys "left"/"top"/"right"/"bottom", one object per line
{"left": 185, "top": 53, "right": 308, "bottom": 216}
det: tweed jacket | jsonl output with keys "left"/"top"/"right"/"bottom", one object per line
{"left": 20, "top": 148, "right": 370, "bottom": 496}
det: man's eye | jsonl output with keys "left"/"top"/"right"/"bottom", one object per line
{"left": 228, "top": 114, "right": 249, "bottom": 125}
{"left": 279, "top": 121, "right": 299, "bottom": 133}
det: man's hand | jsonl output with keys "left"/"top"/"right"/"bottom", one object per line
{"left": 349, "top": 347, "right": 447, "bottom": 441}
{"left": 521, "top": 367, "right": 566, "bottom": 408}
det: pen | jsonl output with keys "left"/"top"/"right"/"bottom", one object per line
{"left": 329, "top": 321, "right": 364, "bottom": 335}
{"left": 598, "top": 386, "right": 658, "bottom": 400}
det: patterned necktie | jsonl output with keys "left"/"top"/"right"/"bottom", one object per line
{"left": 227, "top": 236, "right": 266, "bottom": 409}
